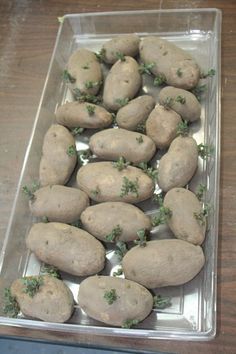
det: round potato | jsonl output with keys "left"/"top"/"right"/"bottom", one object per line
{"left": 139, "top": 36, "right": 200, "bottom": 90}
{"left": 122, "top": 239, "right": 205, "bottom": 288}
{"left": 39, "top": 125, "right": 77, "bottom": 187}
{"left": 26, "top": 223, "right": 106, "bottom": 276}
{"left": 89, "top": 128, "right": 156, "bottom": 163}
{"left": 81, "top": 202, "right": 151, "bottom": 242}
{"left": 29, "top": 185, "right": 89, "bottom": 224}
{"left": 103, "top": 56, "right": 142, "bottom": 111}
{"left": 102, "top": 34, "right": 140, "bottom": 64}
{"left": 11, "top": 275, "right": 74, "bottom": 323}
{"left": 77, "top": 162, "right": 154, "bottom": 203}
{"left": 78, "top": 275, "right": 153, "bottom": 327}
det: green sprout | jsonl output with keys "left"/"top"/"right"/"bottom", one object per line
{"left": 41, "top": 265, "right": 61, "bottom": 279}
{"left": 82, "top": 64, "right": 90, "bottom": 69}
{"left": 134, "top": 229, "right": 147, "bottom": 247}
{"left": 62, "top": 70, "right": 76, "bottom": 84}
{"left": 136, "top": 135, "right": 144, "bottom": 144}
{"left": 112, "top": 157, "right": 130, "bottom": 171}
{"left": 71, "top": 219, "right": 83, "bottom": 228}
{"left": 191, "top": 84, "right": 206, "bottom": 101}
{"left": 115, "top": 98, "right": 129, "bottom": 107}
{"left": 194, "top": 203, "right": 211, "bottom": 225}
{"left": 42, "top": 216, "right": 49, "bottom": 223}
{"left": 67, "top": 145, "right": 77, "bottom": 156}
{"left": 115, "top": 241, "right": 128, "bottom": 261}
{"left": 122, "top": 319, "right": 139, "bottom": 329}
{"left": 86, "top": 104, "right": 95, "bottom": 116}
{"left": 104, "top": 289, "right": 118, "bottom": 305}
{"left": 22, "top": 276, "right": 44, "bottom": 298}
{"left": 116, "top": 52, "right": 126, "bottom": 61}
{"left": 137, "top": 162, "right": 158, "bottom": 182}
{"left": 162, "top": 96, "right": 174, "bottom": 109}
{"left": 22, "top": 181, "right": 40, "bottom": 201}
{"left": 152, "top": 194, "right": 172, "bottom": 227}
{"left": 71, "top": 127, "right": 84, "bottom": 136}
{"left": 196, "top": 184, "right": 207, "bottom": 201}
{"left": 91, "top": 186, "right": 100, "bottom": 197}
{"left": 78, "top": 149, "right": 92, "bottom": 165}
{"left": 105, "top": 225, "right": 123, "bottom": 242}
{"left": 153, "top": 295, "right": 172, "bottom": 309}
{"left": 198, "top": 143, "right": 214, "bottom": 160}
{"left": 3, "top": 288, "right": 20, "bottom": 318}
{"left": 176, "top": 68, "right": 183, "bottom": 77}
{"left": 139, "top": 62, "right": 155, "bottom": 75}
{"left": 153, "top": 74, "right": 166, "bottom": 86}
{"left": 95, "top": 48, "right": 106, "bottom": 62}
{"left": 113, "top": 267, "right": 123, "bottom": 277}
{"left": 176, "top": 120, "right": 189, "bottom": 137}
{"left": 84, "top": 80, "right": 101, "bottom": 89}
{"left": 200, "top": 68, "right": 216, "bottom": 79}
{"left": 175, "top": 95, "right": 186, "bottom": 104}
{"left": 120, "top": 177, "right": 139, "bottom": 198}
{"left": 136, "top": 122, "right": 146, "bottom": 133}
{"left": 73, "top": 88, "right": 102, "bottom": 104}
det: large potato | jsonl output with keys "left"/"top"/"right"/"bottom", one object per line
{"left": 39, "top": 125, "right": 77, "bottom": 187}
{"left": 139, "top": 36, "right": 200, "bottom": 90}
{"left": 122, "top": 239, "right": 205, "bottom": 288}
{"left": 81, "top": 202, "right": 151, "bottom": 242}
{"left": 158, "top": 136, "right": 198, "bottom": 192}
{"left": 55, "top": 101, "right": 112, "bottom": 129}
{"left": 29, "top": 185, "right": 89, "bottom": 224}
{"left": 89, "top": 128, "right": 156, "bottom": 163}
{"left": 103, "top": 56, "right": 142, "bottom": 111}
{"left": 78, "top": 275, "right": 153, "bottom": 327}
{"left": 102, "top": 34, "right": 140, "bottom": 64}
{"left": 164, "top": 188, "right": 206, "bottom": 245}
{"left": 26, "top": 223, "right": 105, "bottom": 276}
{"left": 77, "top": 162, "right": 154, "bottom": 203}
{"left": 11, "top": 275, "right": 74, "bottom": 323}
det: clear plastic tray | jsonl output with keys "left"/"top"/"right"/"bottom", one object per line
{"left": 0, "top": 9, "right": 221, "bottom": 341}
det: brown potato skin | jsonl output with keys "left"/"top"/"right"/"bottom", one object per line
{"left": 39, "top": 125, "right": 77, "bottom": 187}
{"left": 89, "top": 128, "right": 156, "bottom": 163}
{"left": 55, "top": 102, "right": 112, "bottom": 129}
{"left": 29, "top": 185, "right": 89, "bottom": 224}
{"left": 102, "top": 34, "right": 140, "bottom": 64}
{"left": 78, "top": 275, "right": 153, "bottom": 326}
{"left": 122, "top": 239, "right": 205, "bottom": 288}
{"left": 26, "top": 223, "right": 106, "bottom": 276}
{"left": 81, "top": 202, "right": 151, "bottom": 242}
{"left": 11, "top": 275, "right": 74, "bottom": 323}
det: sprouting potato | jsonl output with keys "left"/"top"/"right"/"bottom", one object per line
{"left": 102, "top": 34, "right": 140, "bottom": 64}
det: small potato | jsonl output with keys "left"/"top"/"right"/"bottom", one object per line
{"left": 11, "top": 275, "right": 74, "bottom": 323}
{"left": 164, "top": 188, "right": 206, "bottom": 245}
{"left": 102, "top": 34, "right": 140, "bottom": 64}
{"left": 139, "top": 36, "right": 200, "bottom": 90}
{"left": 146, "top": 104, "right": 182, "bottom": 149}
{"left": 26, "top": 223, "right": 105, "bottom": 276}
{"left": 55, "top": 101, "right": 112, "bottom": 129}
{"left": 29, "top": 185, "right": 89, "bottom": 224}
{"left": 122, "top": 239, "right": 205, "bottom": 288}
{"left": 158, "top": 136, "right": 198, "bottom": 192}
{"left": 103, "top": 56, "right": 142, "bottom": 111}
{"left": 116, "top": 95, "right": 155, "bottom": 131}
{"left": 78, "top": 275, "right": 153, "bottom": 327}
{"left": 81, "top": 202, "right": 151, "bottom": 242}
{"left": 159, "top": 86, "right": 201, "bottom": 122}
{"left": 39, "top": 125, "right": 77, "bottom": 187}
{"left": 89, "top": 128, "right": 156, "bottom": 163}
{"left": 77, "top": 162, "right": 154, "bottom": 203}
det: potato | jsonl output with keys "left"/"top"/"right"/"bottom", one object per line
{"left": 139, "top": 36, "right": 200, "bottom": 90}
{"left": 26, "top": 223, "right": 105, "bottom": 276}
{"left": 159, "top": 86, "right": 201, "bottom": 122}
{"left": 158, "top": 136, "right": 198, "bottom": 192}
{"left": 81, "top": 202, "right": 151, "bottom": 242}
{"left": 77, "top": 162, "right": 154, "bottom": 203}
{"left": 11, "top": 275, "right": 74, "bottom": 323}
{"left": 78, "top": 275, "right": 153, "bottom": 326}
{"left": 29, "top": 185, "right": 89, "bottom": 224}
{"left": 89, "top": 128, "right": 156, "bottom": 163}
{"left": 103, "top": 56, "right": 142, "bottom": 111}
{"left": 102, "top": 34, "right": 140, "bottom": 64}
{"left": 122, "top": 239, "right": 205, "bottom": 288}
{"left": 55, "top": 101, "right": 112, "bottom": 129}
{"left": 146, "top": 104, "right": 182, "bottom": 149}
{"left": 116, "top": 95, "right": 155, "bottom": 131}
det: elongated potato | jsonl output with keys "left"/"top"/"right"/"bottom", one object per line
{"left": 78, "top": 275, "right": 153, "bottom": 326}
{"left": 102, "top": 34, "right": 140, "bottom": 64}
{"left": 89, "top": 128, "right": 156, "bottom": 163}
{"left": 81, "top": 202, "right": 151, "bottom": 242}
{"left": 26, "top": 223, "right": 106, "bottom": 276}
{"left": 122, "top": 239, "right": 205, "bottom": 288}
{"left": 39, "top": 125, "right": 77, "bottom": 187}
{"left": 116, "top": 95, "right": 155, "bottom": 131}
{"left": 146, "top": 105, "right": 182, "bottom": 149}
{"left": 158, "top": 136, "right": 198, "bottom": 192}
{"left": 29, "top": 185, "right": 89, "bottom": 224}
{"left": 103, "top": 56, "right": 142, "bottom": 111}
{"left": 139, "top": 36, "right": 200, "bottom": 90}
{"left": 77, "top": 162, "right": 154, "bottom": 203}
{"left": 55, "top": 101, "right": 112, "bottom": 129}
{"left": 11, "top": 275, "right": 74, "bottom": 323}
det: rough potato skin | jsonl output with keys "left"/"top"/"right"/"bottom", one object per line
{"left": 139, "top": 36, "right": 200, "bottom": 90}
{"left": 89, "top": 128, "right": 156, "bottom": 163}
{"left": 39, "top": 125, "right": 77, "bottom": 187}
{"left": 158, "top": 136, "right": 198, "bottom": 192}
{"left": 102, "top": 34, "right": 140, "bottom": 64}
{"left": 146, "top": 105, "right": 182, "bottom": 148}
{"left": 77, "top": 162, "right": 154, "bottom": 203}
{"left": 81, "top": 202, "right": 151, "bottom": 242}
{"left": 122, "top": 239, "right": 205, "bottom": 288}
{"left": 78, "top": 275, "right": 153, "bottom": 326}
{"left": 103, "top": 56, "right": 142, "bottom": 111}
{"left": 26, "top": 223, "right": 105, "bottom": 276}
{"left": 159, "top": 86, "right": 201, "bottom": 122}
{"left": 116, "top": 95, "right": 155, "bottom": 131}
{"left": 29, "top": 185, "right": 89, "bottom": 224}
{"left": 11, "top": 275, "right": 74, "bottom": 323}
{"left": 55, "top": 102, "right": 112, "bottom": 129}
{"left": 164, "top": 188, "right": 206, "bottom": 245}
